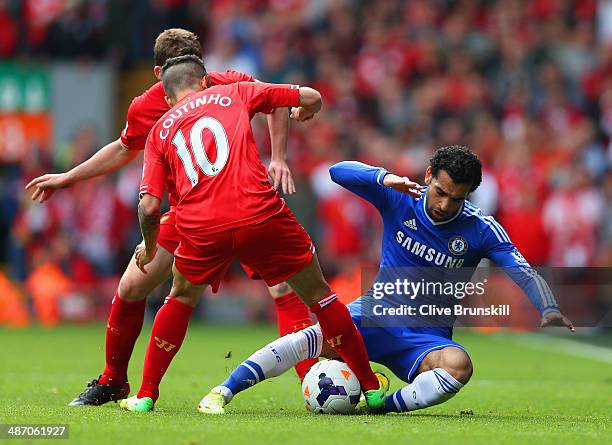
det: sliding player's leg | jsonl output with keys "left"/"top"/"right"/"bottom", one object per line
{"left": 197, "top": 316, "right": 391, "bottom": 414}
{"left": 233, "top": 209, "right": 386, "bottom": 409}
{"left": 382, "top": 346, "right": 472, "bottom": 413}
{"left": 68, "top": 219, "right": 176, "bottom": 406}
{"left": 241, "top": 262, "right": 316, "bottom": 379}
{"left": 119, "top": 264, "right": 205, "bottom": 413}
{"left": 268, "top": 281, "right": 317, "bottom": 379}
{"left": 198, "top": 296, "right": 395, "bottom": 414}
{"left": 198, "top": 324, "right": 332, "bottom": 414}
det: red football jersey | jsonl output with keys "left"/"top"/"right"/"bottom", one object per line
{"left": 120, "top": 70, "right": 255, "bottom": 206}
{"left": 140, "top": 82, "right": 300, "bottom": 238}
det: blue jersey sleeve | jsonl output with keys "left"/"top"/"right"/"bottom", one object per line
{"left": 329, "top": 161, "right": 394, "bottom": 212}
{"left": 482, "top": 217, "right": 560, "bottom": 315}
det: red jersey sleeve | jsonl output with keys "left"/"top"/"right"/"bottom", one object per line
{"left": 140, "top": 130, "right": 168, "bottom": 201}
{"left": 120, "top": 96, "right": 149, "bottom": 151}
{"left": 235, "top": 82, "right": 300, "bottom": 116}
{"left": 208, "top": 70, "right": 255, "bottom": 86}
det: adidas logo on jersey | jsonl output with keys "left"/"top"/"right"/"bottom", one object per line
{"left": 403, "top": 219, "right": 417, "bottom": 230}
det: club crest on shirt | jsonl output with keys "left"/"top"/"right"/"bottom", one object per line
{"left": 448, "top": 236, "right": 468, "bottom": 256}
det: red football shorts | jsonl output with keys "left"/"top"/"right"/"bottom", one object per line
{"left": 157, "top": 209, "right": 181, "bottom": 254}
{"left": 157, "top": 209, "right": 262, "bottom": 280}
{"left": 174, "top": 207, "right": 315, "bottom": 291}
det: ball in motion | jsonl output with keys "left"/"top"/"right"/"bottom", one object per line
{"left": 301, "top": 360, "right": 361, "bottom": 414}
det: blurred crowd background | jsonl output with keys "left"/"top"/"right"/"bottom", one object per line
{"left": 0, "top": 0, "right": 610, "bottom": 326}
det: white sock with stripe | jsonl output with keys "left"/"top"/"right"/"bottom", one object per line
{"left": 384, "top": 368, "right": 463, "bottom": 412}
{"left": 215, "top": 326, "right": 323, "bottom": 402}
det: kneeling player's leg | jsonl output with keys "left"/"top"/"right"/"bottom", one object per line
{"left": 100, "top": 246, "right": 174, "bottom": 385}
{"left": 136, "top": 264, "right": 204, "bottom": 402}
{"left": 384, "top": 347, "right": 472, "bottom": 413}
{"left": 268, "top": 281, "right": 317, "bottom": 380}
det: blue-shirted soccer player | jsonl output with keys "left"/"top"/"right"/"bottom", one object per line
{"left": 198, "top": 146, "right": 575, "bottom": 415}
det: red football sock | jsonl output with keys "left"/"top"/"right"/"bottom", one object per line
{"left": 137, "top": 297, "right": 193, "bottom": 401}
{"left": 273, "top": 291, "right": 317, "bottom": 380}
{"left": 310, "top": 291, "right": 379, "bottom": 391}
{"left": 99, "top": 292, "right": 146, "bottom": 386}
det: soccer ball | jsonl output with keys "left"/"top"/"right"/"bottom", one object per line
{"left": 301, "top": 360, "right": 361, "bottom": 414}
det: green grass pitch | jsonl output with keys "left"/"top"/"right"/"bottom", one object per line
{"left": 0, "top": 324, "right": 609, "bottom": 445}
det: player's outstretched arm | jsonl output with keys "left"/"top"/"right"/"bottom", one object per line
{"left": 25, "top": 139, "right": 139, "bottom": 203}
{"left": 329, "top": 161, "right": 421, "bottom": 214}
{"left": 290, "top": 87, "right": 322, "bottom": 122}
{"left": 266, "top": 107, "right": 295, "bottom": 194}
{"left": 540, "top": 310, "right": 575, "bottom": 331}
{"left": 484, "top": 226, "right": 575, "bottom": 332}
{"left": 135, "top": 193, "right": 161, "bottom": 273}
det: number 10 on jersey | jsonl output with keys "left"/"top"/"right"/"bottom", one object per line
{"left": 172, "top": 117, "right": 230, "bottom": 186}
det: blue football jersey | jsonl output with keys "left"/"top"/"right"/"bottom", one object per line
{"left": 329, "top": 161, "right": 560, "bottom": 317}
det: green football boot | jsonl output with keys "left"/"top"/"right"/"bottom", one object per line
{"left": 358, "top": 372, "right": 390, "bottom": 414}
{"left": 118, "top": 395, "right": 154, "bottom": 413}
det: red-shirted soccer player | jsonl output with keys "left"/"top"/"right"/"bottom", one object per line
{"left": 25, "top": 29, "right": 316, "bottom": 406}
{"left": 117, "top": 55, "right": 387, "bottom": 413}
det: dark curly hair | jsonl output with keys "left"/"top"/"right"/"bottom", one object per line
{"left": 429, "top": 145, "right": 482, "bottom": 192}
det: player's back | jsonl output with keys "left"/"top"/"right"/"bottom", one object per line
{"left": 144, "top": 81, "right": 300, "bottom": 239}
{"left": 122, "top": 71, "right": 256, "bottom": 208}
{"left": 121, "top": 71, "right": 255, "bottom": 151}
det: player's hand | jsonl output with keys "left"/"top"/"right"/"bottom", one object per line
{"left": 382, "top": 174, "right": 422, "bottom": 198}
{"left": 25, "top": 173, "right": 71, "bottom": 203}
{"left": 290, "top": 106, "right": 316, "bottom": 122}
{"left": 134, "top": 242, "right": 157, "bottom": 274}
{"left": 540, "top": 311, "right": 575, "bottom": 332}
{"left": 268, "top": 159, "right": 296, "bottom": 195}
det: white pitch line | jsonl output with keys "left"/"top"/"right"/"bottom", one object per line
{"left": 490, "top": 333, "right": 612, "bottom": 364}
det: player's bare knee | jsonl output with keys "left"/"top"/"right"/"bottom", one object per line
{"left": 439, "top": 348, "right": 472, "bottom": 384}
{"left": 170, "top": 277, "right": 196, "bottom": 296}
{"left": 118, "top": 273, "right": 148, "bottom": 301}
{"left": 170, "top": 280, "right": 204, "bottom": 307}
{"left": 269, "top": 282, "right": 292, "bottom": 299}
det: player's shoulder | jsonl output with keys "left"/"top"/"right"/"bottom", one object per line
{"left": 128, "top": 81, "right": 167, "bottom": 116}
{"left": 207, "top": 70, "right": 255, "bottom": 86}
{"left": 462, "top": 199, "right": 492, "bottom": 222}
{"left": 146, "top": 99, "right": 182, "bottom": 145}
{"left": 461, "top": 200, "right": 511, "bottom": 244}
{"left": 461, "top": 199, "right": 492, "bottom": 225}
{"left": 382, "top": 184, "right": 419, "bottom": 215}
{"left": 205, "top": 81, "right": 262, "bottom": 104}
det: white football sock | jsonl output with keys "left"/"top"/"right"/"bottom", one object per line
{"left": 215, "top": 325, "right": 323, "bottom": 402}
{"left": 386, "top": 368, "right": 463, "bottom": 412}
